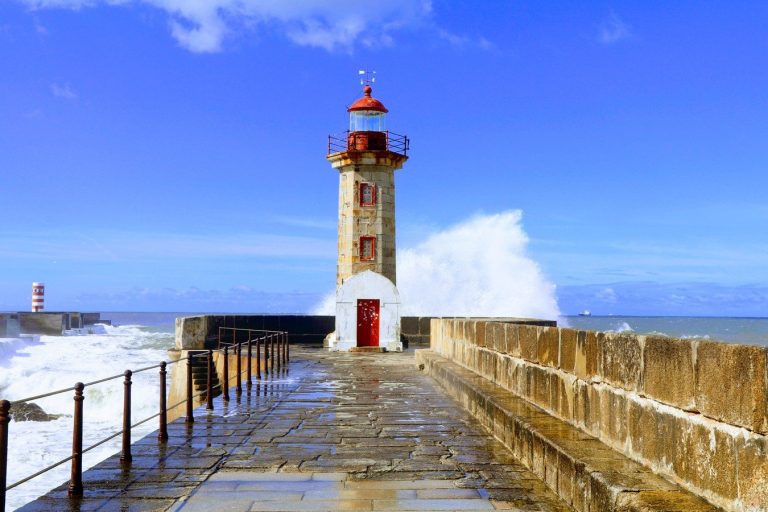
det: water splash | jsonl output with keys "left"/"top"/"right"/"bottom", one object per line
{"left": 313, "top": 210, "right": 560, "bottom": 319}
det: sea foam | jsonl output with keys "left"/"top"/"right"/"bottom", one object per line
{"left": 2, "top": 324, "right": 172, "bottom": 511}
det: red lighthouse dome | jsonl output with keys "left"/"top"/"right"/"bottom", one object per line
{"left": 348, "top": 85, "right": 389, "bottom": 113}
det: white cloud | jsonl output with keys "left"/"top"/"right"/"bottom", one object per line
{"left": 20, "top": 0, "right": 440, "bottom": 53}
{"left": 598, "top": 12, "right": 631, "bottom": 45}
{"left": 50, "top": 82, "right": 77, "bottom": 99}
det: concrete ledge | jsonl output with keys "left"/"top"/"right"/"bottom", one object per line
{"left": 415, "top": 349, "right": 721, "bottom": 512}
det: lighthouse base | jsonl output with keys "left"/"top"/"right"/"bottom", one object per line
{"left": 331, "top": 270, "right": 402, "bottom": 353}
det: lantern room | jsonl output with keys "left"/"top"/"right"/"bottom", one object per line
{"left": 348, "top": 85, "right": 388, "bottom": 132}
{"left": 347, "top": 85, "right": 389, "bottom": 151}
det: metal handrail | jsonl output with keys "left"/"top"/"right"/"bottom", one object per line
{"left": 327, "top": 130, "right": 409, "bottom": 157}
{"left": 0, "top": 329, "right": 290, "bottom": 510}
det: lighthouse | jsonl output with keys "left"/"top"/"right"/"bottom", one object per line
{"left": 327, "top": 74, "right": 409, "bottom": 352}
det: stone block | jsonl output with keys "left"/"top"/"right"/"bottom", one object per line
{"left": 695, "top": 341, "right": 768, "bottom": 433}
{"left": 557, "top": 452, "right": 576, "bottom": 508}
{"left": 559, "top": 328, "right": 578, "bottom": 373}
{"left": 674, "top": 421, "right": 738, "bottom": 503}
{"left": 505, "top": 323, "right": 521, "bottom": 357}
{"left": 626, "top": 398, "right": 677, "bottom": 467}
{"left": 519, "top": 325, "right": 538, "bottom": 362}
{"left": 537, "top": 327, "right": 559, "bottom": 368}
{"left": 615, "top": 490, "right": 722, "bottom": 511}
{"left": 585, "top": 384, "right": 602, "bottom": 437}
{"left": 486, "top": 322, "right": 505, "bottom": 353}
{"left": 531, "top": 434, "right": 546, "bottom": 478}
{"left": 544, "top": 441, "right": 559, "bottom": 492}
{"left": 642, "top": 336, "right": 696, "bottom": 411}
{"left": 599, "top": 387, "right": 628, "bottom": 450}
{"left": 556, "top": 373, "right": 577, "bottom": 422}
{"left": 475, "top": 320, "right": 486, "bottom": 347}
{"left": 599, "top": 333, "right": 643, "bottom": 392}
{"left": 735, "top": 433, "right": 768, "bottom": 509}
{"left": 575, "top": 330, "right": 599, "bottom": 381}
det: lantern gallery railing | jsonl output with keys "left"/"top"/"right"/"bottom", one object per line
{"left": 0, "top": 329, "right": 289, "bottom": 511}
{"left": 327, "top": 130, "right": 409, "bottom": 157}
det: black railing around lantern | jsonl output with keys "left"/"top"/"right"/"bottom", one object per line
{"left": 0, "top": 328, "right": 289, "bottom": 511}
{"left": 328, "top": 130, "right": 409, "bottom": 157}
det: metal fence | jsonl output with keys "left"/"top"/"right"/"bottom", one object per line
{"left": 327, "top": 130, "right": 409, "bottom": 156}
{"left": 0, "top": 328, "right": 289, "bottom": 511}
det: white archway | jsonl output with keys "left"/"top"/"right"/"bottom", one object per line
{"left": 332, "top": 270, "right": 402, "bottom": 352}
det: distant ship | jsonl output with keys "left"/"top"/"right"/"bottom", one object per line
{"left": 578, "top": 310, "right": 592, "bottom": 317}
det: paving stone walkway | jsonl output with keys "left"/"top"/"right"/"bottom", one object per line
{"left": 19, "top": 347, "right": 569, "bottom": 512}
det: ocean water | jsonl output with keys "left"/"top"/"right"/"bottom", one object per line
{"left": 561, "top": 315, "right": 768, "bottom": 347}
{"left": 0, "top": 313, "right": 179, "bottom": 511}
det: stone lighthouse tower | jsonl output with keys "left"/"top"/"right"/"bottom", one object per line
{"left": 327, "top": 75, "right": 409, "bottom": 352}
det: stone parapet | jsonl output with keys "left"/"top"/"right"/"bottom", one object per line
{"left": 416, "top": 349, "right": 720, "bottom": 512}
{"left": 428, "top": 318, "right": 768, "bottom": 512}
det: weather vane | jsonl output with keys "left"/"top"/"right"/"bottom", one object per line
{"left": 358, "top": 69, "right": 376, "bottom": 86}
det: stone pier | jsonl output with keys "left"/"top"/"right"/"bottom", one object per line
{"left": 18, "top": 346, "right": 568, "bottom": 512}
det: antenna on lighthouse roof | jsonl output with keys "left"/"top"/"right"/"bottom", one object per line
{"left": 358, "top": 69, "right": 376, "bottom": 86}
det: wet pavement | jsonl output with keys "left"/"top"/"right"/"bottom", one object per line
{"left": 18, "top": 346, "right": 569, "bottom": 512}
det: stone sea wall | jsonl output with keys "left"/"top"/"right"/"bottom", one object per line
{"left": 174, "top": 314, "right": 438, "bottom": 350}
{"left": 429, "top": 318, "right": 768, "bottom": 512}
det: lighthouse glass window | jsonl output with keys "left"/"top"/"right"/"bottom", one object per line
{"left": 360, "top": 236, "right": 376, "bottom": 261}
{"left": 350, "top": 111, "right": 386, "bottom": 132}
{"left": 360, "top": 183, "right": 376, "bottom": 207}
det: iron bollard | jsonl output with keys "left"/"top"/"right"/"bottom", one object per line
{"left": 256, "top": 335, "right": 262, "bottom": 379}
{"left": 0, "top": 400, "right": 10, "bottom": 511}
{"left": 247, "top": 336, "right": 253, "bottom": 391}
{"left": 158, "top": 362, "right": 168, "bottom": 442}
{"left": 236, "top": 342, "right": 242, "bottom": 396}
{"left": 206, "top": 350, "right": 214, "bottom": 410}
{"left": 185, "top": 357, "right": 194, "bottom": 423}
{"left": 68, "top": 382, "right": 85, "bottom": 497}
{"left": 121, "top": 370, "right": 133, "bottom": 464}
{"left": 222, "top": 346, "right": 230, "bottom": 402}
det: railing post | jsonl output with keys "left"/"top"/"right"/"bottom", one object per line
{"left": 278, "top": 332, "right": 282, "bottom": 367}
{"left": 120, "top": 370, "right": 132, "bottom": 464}
{"left": 247, "top": 333, "right": 253, "bottom": 391}
{"left": 256, "top": 335, "right": 262, "bottom": 380}
{"left": 222, "top": 346, "right": 230, "bottom": 402}
{"left": 185, "top": 356, "right": 194, "bottom": 423}
{"left": 270, "top": 333, "right": 276, "bottom": 374}
{"left": 158, "top": 362, "right": 168, "bottom": 442}
{"left": 68, "top": 382, "right": 84, "bottom": 497}
{"left": 236, "top": 341, "right": 242, "bottom": 397}
{"left": 264, "top": 335, "right": 270, "bottom": 376}
{"left": 0, "top": 400, "right": 10, "bottom": 511}
{"left": 282, "top": 332, "right": 288, "bottom": 366}
{"left": 206, "top": 349, "right": 214, "bottom": 410}
{"left": 275, "top": 332, "right": 281, "bottom": 371}
{"left": 286, "top": 331, "right": 290, "bottom": 363}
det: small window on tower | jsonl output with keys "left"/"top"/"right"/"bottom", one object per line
{"left": 360, "top": 236, "right": 376, "bottom": 261}
{"left": 360, "top": 183, "right": 376, "bottom": 207}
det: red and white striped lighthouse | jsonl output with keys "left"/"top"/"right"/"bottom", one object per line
{"left": 31, "top": 282, "right": 45, "bottom": 312}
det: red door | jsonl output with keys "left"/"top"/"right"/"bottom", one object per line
{"left": 357, "top": 299, "right": 380, "bottom": 347}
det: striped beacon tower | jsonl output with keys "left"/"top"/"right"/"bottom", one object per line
{"left": 31, "top": 282, "right": 45, "bottom": 312}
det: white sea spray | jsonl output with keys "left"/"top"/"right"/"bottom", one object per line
{"left": 1, "top": 324, "right": 172, "bottom": 511}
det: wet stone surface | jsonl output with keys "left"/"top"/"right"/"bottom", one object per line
{"left": 18, "top": 347, "right": 570, "bottom": 512}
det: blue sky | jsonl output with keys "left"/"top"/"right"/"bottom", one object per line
{"left": 1, "top": 1, "right": 767, "bottom": 315}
